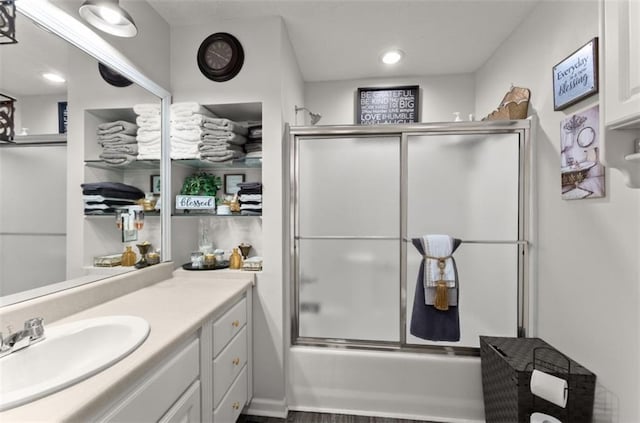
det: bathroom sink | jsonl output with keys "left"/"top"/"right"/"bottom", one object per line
{"left": 0, "top": 315, "right": 150, "bottom": 411}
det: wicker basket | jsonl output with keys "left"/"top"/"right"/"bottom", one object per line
{"left": 479, "top": 336, "right": 596, "bottom": 423}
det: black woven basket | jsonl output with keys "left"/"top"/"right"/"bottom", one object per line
{"left": 479, "top": 336, "right": 596, "bottom": 423}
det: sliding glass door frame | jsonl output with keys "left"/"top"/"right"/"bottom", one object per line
{"left": 289, "top": 120, "right": 532, "bottom": 356}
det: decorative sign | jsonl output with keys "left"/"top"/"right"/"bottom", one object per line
{"left": 175, "top": 195, "right": 216, "bottom": 210}
{"left": 58, "top": 101, "right": 68, "bottom": 134}
{"left": 553, "top": 38, "right": 598, "bottom": 111}
{"left": 356, "top": 85, "right": 419, "bottom": 125}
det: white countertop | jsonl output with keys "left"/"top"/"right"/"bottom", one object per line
{"left": 0, "top": 270, "right": 253, "bottom": 422}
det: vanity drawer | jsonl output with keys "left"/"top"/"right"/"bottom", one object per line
{"left": 213, "top": 296, "right": 246, "bottom": 357}
{"left": 213, "top": 326, "right": 247, "bottom": 408}
{"left": 213, "top": 366, "right": 247, "bottom": 423}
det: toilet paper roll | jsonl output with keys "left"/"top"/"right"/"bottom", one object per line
{"left": 530, "top": 369, "right": 568, "bottom": 408}
{"left": 530, "top": 412, "right": 562, "bottom": 423}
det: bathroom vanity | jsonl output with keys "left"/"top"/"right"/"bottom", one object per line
{"left": 0, "top": 265, "right": 254, "bottom": 422}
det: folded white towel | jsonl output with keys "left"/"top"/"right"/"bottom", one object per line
{"left": 170, "top": 103, "right": 216, "bottom": 118}
{"left": 423, "top": 235, "right": 455, "bottom": 288}
{"left": 171, "top": 151, "right": 200, "bottom": 160}
{"left": 136, "top": 131, "right": 161, "bottom": 143}
{"left": 136, "top": 116, "right": 161, "bottom": 128}
{"left": 199, "top": 143, "right": 244, "bottom": 153}
{"left": 239, "top": 194, "right": 262, "bottom": 202}
{"left": 133, "top": 103, "right": 161, "bottom": 115}
{"left": 171, "top": 127, "right": 202, "bottom": 140}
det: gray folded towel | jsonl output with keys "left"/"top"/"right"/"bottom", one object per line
{"left": 201, "top": 118, "right": 248, "bottom": 136}
{"left": 97, "top": 120, "right": 138, "bottom": 135}
{"left": 200, "top": 150, "right": 245, "bottom": 162}
{"left": 198, "top": 143, "right": 244, "bottom": 153}
{"left": 98, "top": 133, "right": 137, "bottom": 145}
{"left": 201, "top": 131, "right": 247, "bottom": 145}
{"left": 102, "top": 144, "right": 139, "bottom": 155}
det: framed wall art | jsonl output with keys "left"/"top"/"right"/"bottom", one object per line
{"left": 553, "top": 38, "right": 598, "bottom": 111}
{"left": 356, "top": 85, "right": 419, "bottom": 125}
{"left": 224, "top": 173, "right": 245, "bottom": 195}
{"left": 150, "top": 175, "right": 161, "bottom": 194}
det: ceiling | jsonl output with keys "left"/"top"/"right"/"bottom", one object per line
{"left": 1, "top": 0, "right": 540, "bottom": 97}
{"left": 146, "top": 0, "right": 540, "bottom": 82}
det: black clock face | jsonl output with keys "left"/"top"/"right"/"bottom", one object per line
{"left": 197, "top": 33, "right": 244, "bottom": 82}
{"left": 205, "top": 40, "right": 233, "bottom": 70}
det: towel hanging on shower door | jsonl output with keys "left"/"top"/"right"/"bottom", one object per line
{"left": 410, "top": 236, "right": 462, "bottom": 342}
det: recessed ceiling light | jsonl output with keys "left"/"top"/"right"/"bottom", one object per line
{"left": 381, "top": 49, "right": 404, "bottom": 65}
{"left": 42, "top": 72, "right": 66, "bottom": 83}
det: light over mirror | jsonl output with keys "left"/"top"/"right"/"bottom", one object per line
{"left": 0, "top": 3, "right": 170, "bottom": 307}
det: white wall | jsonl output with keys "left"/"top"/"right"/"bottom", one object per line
{"left": 170, "top": 17, "right": 303, "bottom": 416}
{"left": 14, "top": 93, "right": 66, "bottom": 134}
{"left": 304, "top": 74, "right": 475, "bottom": 125}
{"left": 475, "top": 1, "right": 639, "bottom": 422}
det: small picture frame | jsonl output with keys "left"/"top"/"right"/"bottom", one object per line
{"left": 552, "top": 38, "right": 598, "bottom": 111}
{"left": 150, "top": 175, "right": 161, "bottom": 194}
{"left": 224, "top": 173, "right": 245, "bottom": 195}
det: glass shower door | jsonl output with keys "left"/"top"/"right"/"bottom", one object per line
{"left": 405, "top": 133, "right": 521, "bottom": 348}
{"left": 296, "top": 136, "right": 400, "bottom": 342}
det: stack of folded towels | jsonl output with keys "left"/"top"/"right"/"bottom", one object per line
{"left": 243, "top": 121, "right": 262, "bottom": 166}
{"left": 96, "top": 120, "right": 139, "bottom": 166}
{"left": 170, "top": 102, "right": 215, "bottom": 159}
{"left": 134, "top": 103, "right": 161, "bottom": 160}
{"left": 237, "top": 181, "right": 262, "bottom": 216}
{"left": 81, "top": 182, "right": 145, "bottom": 215}
{"left": 199, "top": 116, "right": 248, "bottom": 163}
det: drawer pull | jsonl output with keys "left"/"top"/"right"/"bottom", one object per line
{"left": 232, "top": 320, "right": 240, "bottom": 328}
{"left": 232, "top": 401, "right": 241, "bottom": 410}
{"left": 233, "top": 357, "right": 241, "bottom": 366}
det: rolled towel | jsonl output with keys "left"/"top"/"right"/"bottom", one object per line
{"left": 97, "top": 120, "right": 138, "bottom": 135}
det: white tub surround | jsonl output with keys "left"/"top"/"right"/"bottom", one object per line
{"left": 0, "top": 268, "right": 254, "bottom": 422}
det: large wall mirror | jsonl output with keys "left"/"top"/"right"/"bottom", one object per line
{"left": 0, "top": 1, "right": 170, "bottom": 306}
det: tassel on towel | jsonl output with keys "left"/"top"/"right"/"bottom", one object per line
{"left": 423, "top": 235, "right": 458, "bottom": 310}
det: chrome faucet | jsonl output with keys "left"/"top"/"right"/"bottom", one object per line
{"left": 0, "top": 317, "right": 45, "bottom": 358}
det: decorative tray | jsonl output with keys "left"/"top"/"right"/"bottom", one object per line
{"left": 181, "top": 260, "right": 229, "bottom": 271}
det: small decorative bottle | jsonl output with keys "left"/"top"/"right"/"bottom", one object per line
{"left": 229, "top": 248, "right": 243, "bottom": 270}
{"left": 122, "top": 246, "right": 136, "bottom": 267}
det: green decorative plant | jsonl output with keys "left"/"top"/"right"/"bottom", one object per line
{"left": 180, "top": 172, "right": 222, "bottom": 196}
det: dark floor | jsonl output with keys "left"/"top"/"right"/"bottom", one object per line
{"left": 238, "top": 411, "right": 428, "bottom": 423}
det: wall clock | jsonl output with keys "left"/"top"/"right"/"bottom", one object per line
{"left": 98, "top": 62, "right": 133, "bottom": 87}
{"left": 197, "top": 32, "right": 244, "bottom": 82}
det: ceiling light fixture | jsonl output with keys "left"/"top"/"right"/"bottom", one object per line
{"left": 79, "top": 0, "right": 137, "bottom": 38}
{"left": 42, "top": 72, "right": 66, "bottom": 83}
{"left": 381, "top": 49, "right": 404, "bottom": 65}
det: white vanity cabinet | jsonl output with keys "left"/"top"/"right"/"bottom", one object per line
{"left": 94, "top": 286, "right": 253, "bottom": 423}
{"left": 201, "top": 290, "right": 253, "bottom": 422}
{"left": 600, "top": 0, "right": 640, "bottom": 188}
{"left": 97, "top": 338, "right": 201, "bottom": 422}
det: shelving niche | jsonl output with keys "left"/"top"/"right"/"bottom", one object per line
{"left": 170, "top": 102, "right": 263, "bottom": 267}
{"left": 82, "top": 103, "right": 263, "bottom": 271}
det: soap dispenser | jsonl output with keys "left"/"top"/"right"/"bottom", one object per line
{"left": 229, "top": 248, "right": 243, "bottom": 270}
{"left": 122, "top": 246, "right": 136, "bottom": 266}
